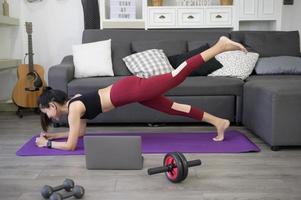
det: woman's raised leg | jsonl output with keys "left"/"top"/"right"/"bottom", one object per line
{"left": 110, "top": 36, "right": 247, "bottom": 107}
{"left": 135, "top": 36, "right": 248, "bottom": 99}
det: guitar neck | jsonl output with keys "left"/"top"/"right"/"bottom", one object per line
{"left": 28, "top": 34, "right": 34, "bottom": 72}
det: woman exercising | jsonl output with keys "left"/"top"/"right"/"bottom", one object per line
{"left": 36, "top": 36, "right": 247, "bottom": 151}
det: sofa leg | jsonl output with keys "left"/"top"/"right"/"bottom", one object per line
{"left": 234, "top": 122, "right": 242, "bottom": 126}
{"left": 148, "top": 123, "right": 159, "bottom": 127}
{"left": 271, "top": 146, "right": 281, "bottom": 151}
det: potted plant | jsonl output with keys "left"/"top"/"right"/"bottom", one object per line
{"left": 3, "top": 0, "right": 9, "bottom": 16}
{"left": 220, "top": 0, "right": 233, "bottom": 5}
{"left": 152, "top": 0, "right": 163, "bottom": 6}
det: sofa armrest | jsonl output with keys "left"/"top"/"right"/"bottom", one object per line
{"left": 48, "top": 55, "right": 74, "bottom": 93}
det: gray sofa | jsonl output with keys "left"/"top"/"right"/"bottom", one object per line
{"left": 49, "top": 29, "right": 301, "bottom": 150}
{"left": 230, "top": 31, "right": 301, "bottom": 150}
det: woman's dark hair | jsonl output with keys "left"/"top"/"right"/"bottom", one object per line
{"left": 38, "top": 87, "right": 68, "bottom": 131}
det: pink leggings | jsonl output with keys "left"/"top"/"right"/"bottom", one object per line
{"left": 110, "top": 54, "right": 205, "bottom": 121}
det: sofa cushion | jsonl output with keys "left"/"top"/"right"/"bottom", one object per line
{"left": 123, "top": 49, "right": 173, "bottom": 78}
{"left": 231, "top": 31, "right": 300, "bottom": 57}
{"left": 165, "top": 76, "right": 244, "bottom": 96}
{"left": 72, "top": 39, "right": 114, "bottom": 78}
{"left": 245, "top": 75, "right": 301, "bottom": 82}
{"left": 68, "top": 76, "right": 244, "bottom": 97}
{"left": 209, "top": 51, "right": 259, "bottom": 80}
{"left": 255, "top": 56, "right": 301, "bottom": 75}
{"left": 131, "top": 40, "right": 186, "bottom": 56}
{"left": 168, "top": 44, "right": 223, "bottom": 76}
{"left": 244, "top": 79, "right": 301, "bottom": 93}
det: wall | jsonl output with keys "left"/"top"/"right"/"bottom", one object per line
{"left": 0, "top": 0, "right": 21, "bottom": 101}
{"left": 0, "top": 0, "right": 83, "bottom": 101}
{"left": 0, "top": 0, "right": 301, "bottom": 101}
{"left": 18, "top": 0, "right": 84, "bottom": 77}
{"left": 282, "top": 1, "right": 301, "bottom": 46}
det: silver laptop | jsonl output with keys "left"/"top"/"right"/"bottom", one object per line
{"left": 84, "top": 135, "right": 143, "bottom": 170}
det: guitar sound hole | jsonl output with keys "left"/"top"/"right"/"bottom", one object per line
{"left": 26, "top": 72, "right": 36, "bottom": 81}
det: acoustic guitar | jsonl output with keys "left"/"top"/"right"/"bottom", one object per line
{"left": 12, "top": 22, "right": 46, "bottom": 109}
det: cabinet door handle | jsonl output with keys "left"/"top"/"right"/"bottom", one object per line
{"left": 187, "top": 15, "right": 194, "bottom": 19}
{"left": 215, "top": 15, "right": 222, "bottom": 18}
{"left": 159, "top": 15, "right": 166, "bottom": 19}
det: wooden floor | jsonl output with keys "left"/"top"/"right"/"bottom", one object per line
{"left": 0, "top": 112, "right": 301, "bottom": 200}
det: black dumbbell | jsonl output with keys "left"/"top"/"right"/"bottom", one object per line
{"left": 147, "top": 152, "right": 201, "bottom": 183}
{"left": 41, "top": 178, "right": 75, "bottom": 199}
{"left": 49, "top": 185, "right": 85, "bottom": 200}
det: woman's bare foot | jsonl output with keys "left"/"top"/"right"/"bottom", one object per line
{"left": 218, "top": 36, "right": 248, "bottom": 53}
{"left": 213, "top": 119, "right": 230, "bottom": 142}
{"left": 199, "top": 36, "right": 247, "bottom": 62}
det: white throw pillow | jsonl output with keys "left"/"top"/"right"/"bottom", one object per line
{"left": 123, "top": 49, "right": 174, "bottom": 78}
{"left": 208, "top": 50, "right": 259, "bottom": 80}
{"left": 73, "top": 39, "right": 114, "bottom": 78}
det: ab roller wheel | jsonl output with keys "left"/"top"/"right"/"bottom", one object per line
{"left": 164, "top": 153, "right": 184, "bottom": 183}
{"left": 148, "top": 152, "right": 202, "bottom": 183}
{"left": 177, "top": 152, "right": 189, "bottom": 182}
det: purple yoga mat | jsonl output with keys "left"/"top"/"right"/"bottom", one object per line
{"left": 16, "top": 130, "right": 260, "bottom": 156}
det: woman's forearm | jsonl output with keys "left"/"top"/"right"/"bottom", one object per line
{"left": 56, "top": 132, "right": 69, "bottom": 138}
{"left": 50, "top": 141, "right": 75, "bottom": 151}
{"left": 46, "top": 131, "right": 69, "bottom": 139}
{"left": 55, "top": 131, "right": 84, "bottom": 139}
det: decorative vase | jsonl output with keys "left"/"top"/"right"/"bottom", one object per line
{"left": 152, "top": 0, "right": 163, "bottom": 6}
{"left": 220, "top": 0, "right": 233, "bottom": 5}
{"left": 3, "top": 0, "right": 9, "bottom": 16}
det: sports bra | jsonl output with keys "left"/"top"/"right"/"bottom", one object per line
{"left": 68, "top": 91, "right": 102, "bottom": 119}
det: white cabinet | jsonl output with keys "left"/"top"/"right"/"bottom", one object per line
{"left": 239, "top": 0, "right": 257, "bottom": 19}
{"left": 258, "top": 0, "right": 278, "bottom": 19}
{"left": 148, "top": 8, "right": 176, "bottom": 27}
{"left": 239, "top": 0, "right": 280, "bottom": 20}
{"left": 177, "top": 8, "right": 204, "bottom": 27}
{"left": 238, "top": 0, "right": 282, "bottom": 30}
{"left": 205, "top": 7, "right": 232, "bottom": 27}
{"left": 147, "top": 6, "right": 233, "bottom": 29}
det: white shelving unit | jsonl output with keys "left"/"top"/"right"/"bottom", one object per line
{"left": 0, "top": 58, "right": 20, "bottom": 104}
{"left": 0, "top": 59, "right": 21, "bottom": 71}
{"left": 147, "top": 5, "right": 234, "bottom": 29}
{"left": 0, "top": 15, "right": 20, "bottom": 71}
{"left": 0, "top": 15, "right": 20, "bottom": 103}
{"left": 237, "top": 0, "right": 282, "bottom": 30}
{"left": 0, "top": 15, "right": 19, "bottom": 26}
{"left": 99, "top": 0, "right": 283, "bottom": 30}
